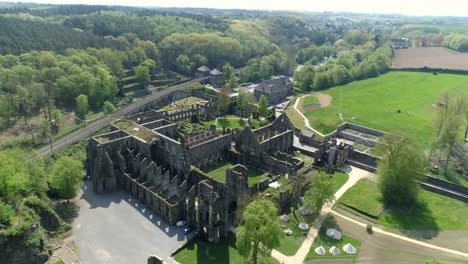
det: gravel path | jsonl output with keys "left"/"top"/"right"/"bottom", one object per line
{"left": 271, "top": 166, "right": 372, "bottom": 264}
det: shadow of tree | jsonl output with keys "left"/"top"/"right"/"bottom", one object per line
{"left": 382, "top": 200, "right": 439, "bottom": 240}
{"left": 54, "top": 202, "right": 79, "bottom": 224}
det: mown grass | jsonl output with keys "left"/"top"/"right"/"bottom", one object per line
{"left": 285, "top": 108, "right": 307, "bottom": 131}
{"left": 337, "top": 178, "right": 468, "bottom": 231}
{"left": 175, "top": 232, "right": 278, "bottom": 264}
{"left": 304, "top": 72, "right": 468, "bottom": 146}
{"left": 202, "top": 161, "right": 267, "bottom": 187}
{"left": 274, "top": 207, "right": 314, "bottom": 256}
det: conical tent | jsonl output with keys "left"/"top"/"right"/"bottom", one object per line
{"left": 329, "top": 246, "right": 340, "bottom": 256}
{"left": 326, "top": 228, "right": 343, "bottom": 240}
{"left": 298, "top": 222, "right": 309, "bottom": 230}
{"left": 343, "top": 243, "right": 357, "bottom": 254}
{"left": 299, "top": 207, "right": 313, "bottom": 216}
{"left": 280, "top": 214, "right": 289, "bottom": 222}
{"left": 314, "top": 246, "right": 326, "bottom": 256}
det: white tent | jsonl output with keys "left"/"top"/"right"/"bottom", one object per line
{"left": 298, "top": 222, "right": 309, "bottom": 230}
{"left": 284, "top": 229, "right": 292, "bottom": 236}
{"left": 343, "top": 243, "right": 357, "bottom": 254}
{"left": 299, "top": 207, "right": 313, "bottom": 216}
{"left": 326, "top": 228, "right": 343, "bottom": 240}
{"left": 280, "top": 214, "right": 289, "bottom": 222}
{"left": 314, "top": 246, "right": 326, "bottom": 256}
{"left": 329, "top": 246, "right": 340, "bottom": 256}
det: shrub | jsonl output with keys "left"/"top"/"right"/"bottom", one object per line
{"left": 0, "top": 201, "right": 15, "bottom": 226}
{"left": 366, "top": 224, "right": 373, "bottom": 233}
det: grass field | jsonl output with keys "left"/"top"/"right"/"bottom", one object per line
{"left": 304, "top": 72, "right": 468, "bottom": 146}
{"left": 202, "top": 161, "right": 267, "bottom": 187}
{"left": 274, "top": 207, "right": 314, "bottom": 256}
{"left": 337, "top": 179, "right": 468, "bottom": 231}
{"left": 160, "top": 96, "right": 205, "bottom": 110}
{"left": 175, "top": 233, "right": 277, "bottom": 264}
{"left": 285, "top": 108, "right": 308, "bottom": 131}
{"left": 305, "top": 225, "right": 361, "bottom": 261}
{"left": 299, "top": 94, "right": 319, "bottom": 112}
{"left": 337, "top": 179, "right": 384, "bottom": 218}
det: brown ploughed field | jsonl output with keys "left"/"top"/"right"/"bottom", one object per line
{"left": 392, "top": 47, "right": 468, "bottom": 70}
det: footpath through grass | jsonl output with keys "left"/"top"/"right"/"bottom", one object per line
{"left": 337, "top": 179, "right": 468, "bottom": 231}
{"left": 304, "top": 71, "right": 468, "bottom": 145}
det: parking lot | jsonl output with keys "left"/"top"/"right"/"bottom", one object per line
{"left": 72, "top": 181, "right": 192, "bottom": 264}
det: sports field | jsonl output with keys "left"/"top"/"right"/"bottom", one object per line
{"left": 304, "top": 71, "right": 468, "bottom": 145}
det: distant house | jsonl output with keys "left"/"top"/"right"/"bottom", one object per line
{"left": 195, "top": 66, "right": 210, "bottom": 78}
{"left": 391, "top": 38, "right": 410, "bottom": 49}
{"left": 209, "top": 69, "right": 224, "bottom": 87}
{"left": 254, "top": 76, "right": 293, "bottom": 105}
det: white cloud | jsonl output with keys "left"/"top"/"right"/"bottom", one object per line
{"left": 7, "top": 0, "right": 468, "bottom": 16}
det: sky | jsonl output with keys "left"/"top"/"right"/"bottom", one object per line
{"left": 5, "top": 0, "right": 468, "bottom": 17}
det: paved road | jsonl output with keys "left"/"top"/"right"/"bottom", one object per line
{"left": 72, "top": 181, "right": 193, "bottom": 264}
{"left": 39, "top": 78, "right": 205, "bottom": 155}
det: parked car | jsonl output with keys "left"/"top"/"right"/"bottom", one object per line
{"left": 176, "top": 220, "right": 186, "bottom": 227}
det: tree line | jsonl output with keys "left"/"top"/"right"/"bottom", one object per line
{"left": 294, "top": 31, "right": 393, "bottom": 91}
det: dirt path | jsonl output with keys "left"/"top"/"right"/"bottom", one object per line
{"left": 316, "top": 93, "right": 333, "bottom": 108}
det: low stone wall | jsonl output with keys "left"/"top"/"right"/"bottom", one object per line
{"left": 418, "top": 175, "right": 468, "bottom": 203}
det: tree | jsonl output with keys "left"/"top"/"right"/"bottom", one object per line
{"left": 0, "top": 201, "right": 14, "bottom": 225}
{"left": 134, "top": 65, "right": 150, "bottom": 86}
{"left": 228, "top": 74, "right": 238, "bottom": 90}
{"left": 431, "top": 91, "right": 466, "bottom": 174}
{"left": 50, "top": 156, "right": 84, "bottom": 202}
{"left": 237, "top": 88, "right": 256, "bottom": 118}
{"left": 76, "top": 94, "right": 89, "bottom": 120}
{"left": 377, "top": 136, "right": 424, "bottom": 208}
{"left": 103, "top": 101, "right": 116, "bottom": 114}
{"left": 303, "top": 171, "right": 335, "bottom": 215}
{"left": 313, "top": 72, "right": 331, "bottom": 90}
{"left": 175, "top": 54, "right": 193, "bottom": 75}
{"left": 223, "top": 63, "right": 234, "bottom": 82}
{"left": 217, "top": 88, "right": 230, "bottom": 115}
{"left": 236, "top": 199, "right": 281, "bottom": 264}
{"left": 258, "top": 95, "right": 269, "bottom": 118}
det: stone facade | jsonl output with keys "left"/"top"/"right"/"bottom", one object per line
{"left": 87, "top": 102, "right": 300, "bottom": 242}
{"left": 254, "top": 76, "right": 293, "bottom": 105}
{"left": 208, "top": 69, "right": 225, "bottom": 87}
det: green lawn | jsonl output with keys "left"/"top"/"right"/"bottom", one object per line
{"left": 332, "top": 172, "right": 349, "bottom": 193}
{"left": 274, "top": 207, "right": 314, "bottom": 256}
{"left": 285, "top": 108, "right": 308, "bottom": 131}
{"left": 305, "top": 234, "right": 360, "bottom": 261}
{"left": 305, "top": 215, "right": 361, "bottom": 261}
{"left": 175, "top": 233, "right": 277, "bottom": 264}
{"left": 304, "top": 71, "right": 468, "bottom": 145}
{"left": 160, "top": 96, "right": 205, "bottom": 110}
{"left": 337, "top": 179, "right": 468, "bottom": 230}
{"left": 202, "top": 161, "right": 268, "bottom": 187}
{"left": 299, "top": 94, "right": 319, "bottom": 112}
{"left": 337, "top": 179, "right": 384, "bottom": 218}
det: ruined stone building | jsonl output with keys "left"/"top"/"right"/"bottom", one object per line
{"left": 86, "top": 95, "right": 302, "bottom": 242}
{"left": 254, "top": 76, "right": 293, "bottom": 105}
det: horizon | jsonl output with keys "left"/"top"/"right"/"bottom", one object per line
{"left": 4, "top": 0, "right": 468, "bottom": 17}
